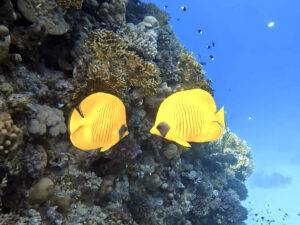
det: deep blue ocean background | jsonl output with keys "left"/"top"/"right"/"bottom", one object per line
{"left": 143, "top": 0, "right": 300, "bottom": 224}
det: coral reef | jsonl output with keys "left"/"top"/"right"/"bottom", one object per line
{"left": 0, "top": 0, "right": 18, "bottom": 26}
{"left": 176, "top": 52, "right": 214, "bottom": 94}
{"left": 17, "top": 0, "right": 70, "bottom": 35}
{"left": 118, "top": 16, "right": 160, "bottom": 60}
{"left": 0, "top": 0, "right": 253, "bottom": 224}
{"left": 97, "top": 0, "right": 128, "bottom": 25}
{"left": 0, "top": 25, "right": 11, "bottom": 62}
{"left": 57, "top": 0, "right": 84, "bottom": 9}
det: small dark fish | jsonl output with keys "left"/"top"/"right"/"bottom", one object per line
{"left": 210, "top": 55, "right": 215, "bottom": 61}
{"left": 181, "top": 6, "right": 186, "bottom": 11}
{"left": 212, "top": 41, "right": 215, "bottom": 47}
{"left": 207, "top": 45, "right": 211, "bottom": 49}
{"left": 177, "top": 18, "right": 180, "bottom": 21}
{"left": 255, "top": 213, "right": 258, "bottom": 216}
{"left": 196, "top": 54, "right": 201, "bottom": 58}
{"left": 261, "top": 217, "right": 264, "bottom": 220}
{"left": 279, "top": 208, "right": 281, "bottom": 211}
{"left": 198, "top": 29, "right": 203, "bottom": 34}
{"left": 199, "top": 62, "right": 206, "bottom": 66}
{"left": 298, "top": 213, "right": 300, "bottom": 216}
{"left": 163, "top": 5, "right": 168, "bottom": 9}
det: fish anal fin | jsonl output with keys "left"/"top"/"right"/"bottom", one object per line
{"left": 100, "top": 146, "right": 112, "bottom": 152}
{"left": 174, "top": 139, "right": 191, "bottom": 148}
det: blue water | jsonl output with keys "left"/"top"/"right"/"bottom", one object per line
{"left": 143, "top": 0, "right": 300, "bottom": 224}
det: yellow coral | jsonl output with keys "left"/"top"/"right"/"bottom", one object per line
{"left": 74, "top": 30, "right": 160, "bottom": 102}
{"left": 176, "top": 52, "right": 213, "bottom": 95}
{"left": 0, "top": 113, "right": 22, "bottom": 154}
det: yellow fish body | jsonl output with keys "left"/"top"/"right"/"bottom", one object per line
{"left": 150, "top": 89, "right": 225, "bottom": 147}
{"left": 69, "top": 92, "right": 128, "bottom": 151}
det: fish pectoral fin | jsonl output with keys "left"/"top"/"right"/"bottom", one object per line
{"left": 174, "top": 139, "right": 191, "bottom": 148}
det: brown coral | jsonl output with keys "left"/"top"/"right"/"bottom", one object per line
{"left": 175, "top": 52, "right": 213, "bottom": 95}
{"left": 57, "top": 0, "right": 83, "bottom": 9}
{"left": 0, "top": 113, "right": 22, "bottom": 155}
{"left": 98, "top": 0, "right": 128, "bottom": 25}
{"left": 73, "top": 30, "right": 160, "bottom": 102}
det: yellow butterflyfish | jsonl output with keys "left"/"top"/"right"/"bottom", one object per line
{"left": 69, "top": 92, "right": 128, "bottom": 151}
{"left": 150, "top": 89, "right": 225, "bottom": 147}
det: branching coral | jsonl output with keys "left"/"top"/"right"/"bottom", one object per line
{"left": 176, "top": 52, "right": 214, "bottom": 94}
{"left": 73, "top": 29, "right": 160, "bottom": 102}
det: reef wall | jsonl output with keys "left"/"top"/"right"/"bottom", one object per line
{"left": 0, "top": 0, "right": 253, "bottom": 224}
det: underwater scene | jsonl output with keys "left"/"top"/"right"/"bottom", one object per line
{"left": 0, "top": 0, "right": 299, "bottom": 224}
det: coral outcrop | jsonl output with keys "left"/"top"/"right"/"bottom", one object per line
{"left": 118, "top": 16, "right": 160, "bottom": 60}
{"left": 27, "top": 103, "right": 67, "bottom": 137}
{"left": 17, "top": 0, "right": 70, "bottom": 35}
{"left": 97, "top": 0, "right": 128, "bottom": 25}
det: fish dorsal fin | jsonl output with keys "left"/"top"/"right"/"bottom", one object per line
{"left": 79, "top": 92, "right": 111, "bottom": 117}
{"left": 174, "top": 139, "right": 191, "bottom": 148}
{"left": 100, "top": 146, "right": 112, "bottom": 152}
{"left": 157, "top": 122, "right": 170, "bottom": 137}
{"left": 189, "top": 89, "right": 217, "bottom": 113}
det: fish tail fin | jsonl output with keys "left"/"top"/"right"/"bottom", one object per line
{"left": 69, "top": 109, "right": 85, "bottom": 134}
{"left": 216, "top": 106, "right": 226, "bottom": 128}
